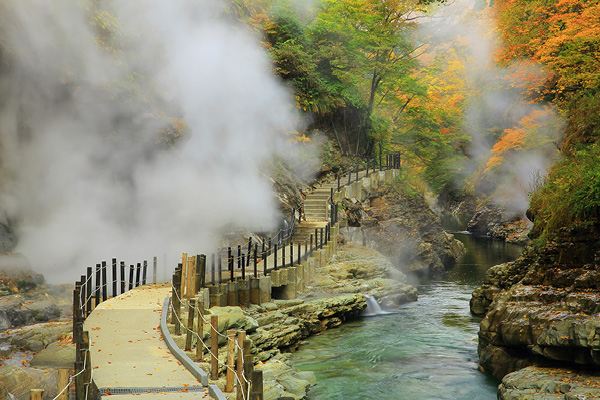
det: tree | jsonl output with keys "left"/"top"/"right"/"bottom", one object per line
{"left": 308, "top": 0, "right": 428, "bottom": 156}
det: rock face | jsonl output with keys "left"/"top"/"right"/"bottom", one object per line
{"left": 343, "top": 183, "right": 465, "bottom": 274}
{"left": 472, "top": 224, "right": 600, "bottom": 394}
{"left": 0, "top": 366, "right": 59, "bottom": 400}
{"left": 467, "top": 205, "right": 532, "bottom": 244}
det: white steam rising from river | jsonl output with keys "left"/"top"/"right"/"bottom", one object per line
{"left": 0, "top": 0, "right": 304, "bottom": 283}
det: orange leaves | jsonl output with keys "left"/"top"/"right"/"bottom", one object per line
{"left": 485, "top": 106, "right": 561, "bottom": 172}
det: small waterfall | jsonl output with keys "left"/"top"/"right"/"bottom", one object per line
{"left": 362, "top": 295, "right": 391, "bottom": 317}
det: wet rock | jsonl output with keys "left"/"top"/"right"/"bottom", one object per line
{"left": 466, "top": 205, "right": 532, "bottom": 244}
{"left": 309, "top": 243, "right": 418, "bottom": 306}
{"left": 499, "top": 366, "right": 600, "bottom": 399}
{"left": 1, "top": 321, "right": 72, "bottom": 353}
{"left": 467, "top": 205, "right": 502, "bottom": 235}
{"left": 30, "top": 342, "right": 75, "bottom": 369}
{"left": 248, "top": 293, "right": 366, "bottom": 353}
{"left": 0, "top": 284, "right": 72, "bottom": 333}
{"left": 261, "top": 354, "right": 317, "bottom": 400}
{"left": 207, "top": 306, "right": 259, "bottom": 333}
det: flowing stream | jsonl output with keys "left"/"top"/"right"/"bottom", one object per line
{"left": 292, "top": 216, "right": 524, "bottom": 399}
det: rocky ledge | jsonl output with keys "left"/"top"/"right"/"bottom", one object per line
{"left": 471, "top": 224, "right": 600, "bottom": 397}
{"left": 467, "top": 205, "right": 532, "bottom": 245}
{"left": 342, "top": 183, "right": 466, "bottom": 274}
{"left": 499, "top": 366, "right": 600, "bottom": 399}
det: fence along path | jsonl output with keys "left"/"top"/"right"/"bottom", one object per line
{"left": 70, "top": 153, "right": 400, "bottom": 400}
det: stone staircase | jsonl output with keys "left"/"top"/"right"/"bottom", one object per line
{"left": 292, "top": 182, "right": 338, "bottom": 244}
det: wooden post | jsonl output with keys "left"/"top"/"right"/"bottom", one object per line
{"left": 57, "top": 369, "right": 69, "bottom": 400}
{"left": 236, "top": 330, "right": 247, "bottom": 400}
{"left": 111, "top": 259, "right": 117, "bottom": 298}
{"left": 297, "top": 242, "right": 301, "bottom": 265}
{"left": 253, "top": 247, "right": 258, "bottom": 278}
{"left": 228, "top": 247, "right": 234, "bottom": 282}
{"left": 142, "top": 260, "right": 148, "bottom": 285}
{"left": 289, "top": 241, "right": 293, "bottom": 266}
{"left": 128, "top": 264, "right": 134, "bottom": 290}
{"left": 225, "top": 329, "right": 236, "bottom": 392}
{"left": 120, "top": 262, "right": 125, "bottom": 294}
{"left": 101, "top": 261, "right": 107, "bottom": 302}
{"left": 218, "top": 252, "right": 223, "bottom": 283}
{"left": 241, "top": 254, "right": 246, "bottom": 280}
{"left": 94, "top": 263, "right": 101, "bottom": 308}
{"left": 153, "top": 256, "right": 158, "bottom": 283}
{"left": 30, "top": 389, "right": 44, "bottom": 400}
{"left": 185, "top": 299, "right": 195, "bottom": 351}
{"left": 243, "top": 339, "right": 252, "bottom": 400}
{"left": 80, "top": 331, "right": 90, "bottom": 400}
{"left": 250, "top": 370, "right": 263, "bottom": 400}
{"left": 320, "top": 228, "right": 324, "bottom": 249}
{"left": 237, "top": 245, "right": 242, "bottom": 275}
{"left": 274, "top": 243, "right": 278, "bottom": 270}
{"left": 282, "top": 242, "right": 286, "bottom": 268}
{"left": 86, "top": 267, "right": 92, "bottom": 315}
{"left": 186, "top": 256, "right": 196, "bottom": 298}
{"left": 211, "top": 254, "right": 216, "bottom": 285}
{"left": 197, "top": 254, "right": 206, "bottom": 291}
{"left": 72, "top": 287, "right": 80, "bottom": 345}
{"left": 75, "top": 358, "right": 84, "bottom": 400}
{"left": 135, "top": 262, "right": 141, "bottom": 287}
{"left": 262, "top": 242, "right": 267, "bottom": 276}
{"left": 195, "top": 300, "right": 204, "bottom": 362}
{"left": 181, "top": 253, "right": 188, "bottom": 298}
{"left": 210, "top": 315, "right": 219, "bottom": 380}
{"left": 172, "top": 269, "right": 182, "bottom": 334}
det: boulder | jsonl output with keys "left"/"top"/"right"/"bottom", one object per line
{"left": 30, "top": 342, "right": 75, "bottom": 369}
{"left": 261, "top": 354, "right": 317, "bottom": 400}
{"left": 207, "top": 306, "right": 259, "bottom": 333}
{"left": 0, "top": 366, "right": 58, "bottom": 400}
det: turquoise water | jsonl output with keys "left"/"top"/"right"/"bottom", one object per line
{"left": 292, "top": 220, "right": 524, "bottom": 399}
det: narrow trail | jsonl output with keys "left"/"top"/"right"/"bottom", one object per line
{"left": 84, "top": 283, "right": 211, "bottom": 399}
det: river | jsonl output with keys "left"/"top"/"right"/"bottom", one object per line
{"left": 292, "top": 216, "right": 524, "bottom": 399}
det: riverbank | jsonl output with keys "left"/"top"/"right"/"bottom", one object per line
{"left": 471, "top": 224, "right": 600, "bottom": 398}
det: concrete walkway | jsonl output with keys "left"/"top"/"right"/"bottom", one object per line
{"left": 84, "top": 283, "right": 213, "bottom": 399}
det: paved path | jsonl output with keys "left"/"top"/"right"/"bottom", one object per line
{"left": 84, "top": 283, "right": 213, "bottom": 399}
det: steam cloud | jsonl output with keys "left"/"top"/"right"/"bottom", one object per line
{"left": 0, "top": 0, "right": 305, "bottom": 283}
{"left": 420, "top": 0, "right": 563, "bottom": 215}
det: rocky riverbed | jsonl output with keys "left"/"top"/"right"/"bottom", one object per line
{"left": 471, "top": 224, "right": 600, "bottom": 397}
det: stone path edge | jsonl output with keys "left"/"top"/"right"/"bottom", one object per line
{"left": 160, "top": 297, "right": 226, "bottom": 400}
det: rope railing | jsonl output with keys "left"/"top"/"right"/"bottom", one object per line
{"left": 169, "top": 280, "right": 253, "bottom": 400}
